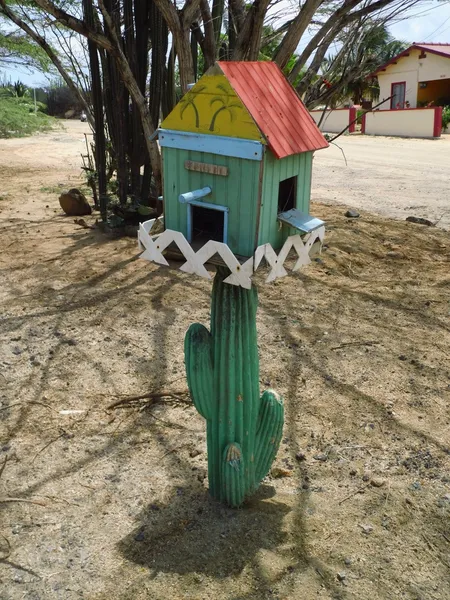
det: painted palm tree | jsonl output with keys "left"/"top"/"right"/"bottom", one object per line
{"left": 179, "top": 85, "right": 206, "bottom": 128}
{"left": 209, "top": 84, "right": 242, "bottom": 131}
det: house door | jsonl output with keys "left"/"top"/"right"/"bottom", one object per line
{"left": 391, "top": 82, "right": 406, "bottom": 109}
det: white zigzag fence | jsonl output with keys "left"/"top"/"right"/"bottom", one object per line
{"left": 138, "top": 218, "right": 325, "bottom": 289}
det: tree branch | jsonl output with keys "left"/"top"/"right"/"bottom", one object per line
{"left": 153, "top": 0, "right": 199, "bottom": 91}
{"left": 328, "top": 94, "right": 394, "bottom": 142}
{"left": 232, "top": 0, "right": 271, "bottom": 60}
{"left": 289, "top": 0, "right": 407, "bottom": 84}
{"left": 32, "top": 0, "right": 114, "bottom": 51}
{"left": 273, "top": 0, "right": 324, "bottom": 70}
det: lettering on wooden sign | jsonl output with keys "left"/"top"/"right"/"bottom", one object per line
{"left": 184, "top": 160, "right": 228, "bottom": 176}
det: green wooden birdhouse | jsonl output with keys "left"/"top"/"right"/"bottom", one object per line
{"left": 139, "top": 61, "right": 328, "bottom": 288}
{"left": 159, "top": 61, "right": 327, "bottom": 254}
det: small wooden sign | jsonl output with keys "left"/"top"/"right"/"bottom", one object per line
{"left": 184, "top": 160, "right": 228, "bottom": 176}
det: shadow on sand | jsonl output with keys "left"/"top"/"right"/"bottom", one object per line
{"left": 119, "top": 485, "right": 291, "bottom": 579}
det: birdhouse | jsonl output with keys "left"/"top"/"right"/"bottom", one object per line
{"left": 139, "top": 61, "right": 328, "bottom": 287}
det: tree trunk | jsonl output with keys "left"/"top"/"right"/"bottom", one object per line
{"left": 153, "top": 0, "right": 198, "bottom": 93}
{"left": 176, "top": 28, "right": 196, "bottom": 91}
{"left": 228, "top": 0, "right": 245, "bottom": 32}
{"left": 142, "top": 0, "right": 168, "bottom": 203}
{"left": 228, "top": 5, "right": 237, "bottom": 58}
{"left": 199, "top": 0, "right": 216, "bottom": 70}
{"left": 162, "top": 48, "right": 176, "bottom": 119}
{"left": 149, "top": 0, "right": 167, "bottom": 128}
{"left": 135, "top": 0, "right": 152, "bottom": 203}
{"left": 102, "top": 47, "right": 128, "bottom": 206}
{"left": 232, "top": 0, "right": 271, "bottom": 60}
{"left": 102, "top": 0, "right": 129, "bottom": 206}
{"left": 190, "top": 31, "right": 198, "bottom": 81}
{"left": 98, "top": 0, "right": 162, "bottom": 195}
{"left": 122, "top": 0, "right": 144, "bottom": 199}
{"left": 211, "top": 0, "right": 225, "bottom": 48}
{"left": 83, "top": 0, "right": 107, "bottom": 219}
{"left": 273, "top": 0, "right": 324, "bottom": 70}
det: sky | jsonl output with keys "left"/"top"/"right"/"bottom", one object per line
{"left": 389, "top": 0, "right": 450, "bottom": 42}
{"left": 1, "top": 0, "right": 450, "bottom": 88}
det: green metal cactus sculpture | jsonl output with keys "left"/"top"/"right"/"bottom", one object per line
{"left": 185, "top": 267, "right": 284, "bottom": 507}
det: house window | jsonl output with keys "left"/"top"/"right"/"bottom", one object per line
{"left": 391, "top": 82, "right": 406, "bottom": 109}
{"left": 278, "top": 176, "right": 297, "bottom": 213}
{"left": 191, "top": 205, "right": 225, "bottom": 244}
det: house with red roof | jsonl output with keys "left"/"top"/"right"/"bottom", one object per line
{"left": 371, "top": 43, "right": 450, "bottom": 109}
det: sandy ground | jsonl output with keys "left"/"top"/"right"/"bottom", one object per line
{"left": 0, "top": 122, "right": 449, "bottom": 600}
{"left": 313, "top": 133, "right": 450, "bottom": 230}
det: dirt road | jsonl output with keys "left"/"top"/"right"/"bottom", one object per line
{"left": 313, "top": 133, "right": 450, "bottom": 230}
{"left": 2, "top": 120, "right": 447, "bottom": 228}
{"left": 0, "top": 122, "right": 449, "bottom": 600}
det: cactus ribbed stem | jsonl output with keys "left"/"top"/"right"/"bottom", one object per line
{"left": 185, "top": 267, "right": 284, "bottom": 507}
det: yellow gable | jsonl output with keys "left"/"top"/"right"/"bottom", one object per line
{"left": 161, "top": 73, "right": 265, "bottom": 143}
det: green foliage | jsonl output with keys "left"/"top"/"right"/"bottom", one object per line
{"left": 0, "top": 82, "right": 47, "bottom": 111}
{"left": 442, "top": 106, "right": 450, "bottom": 131}
{"left": 13, "top": 79, "right": 27, "bottom": 97}
{"left": 0, "top": 29, "right": 52, "bottom": 71}
{"left": 259, "top": 25, "right": 282, "bottom": 59}
{"left": 356, "top": 108, "right": 365, "bottom": 125}
{"left": 316, "top": 23, "right": 408, "bottom": 107}
{"left": 0, "top": 95, "right": 54, "bottom": 138}
{"left": 16, "top": 95, "right": 46, "bottom": 111}
{"left": 283, "top": 54, "right": 305, "bottom": 88}
{"left": 0, "top": 79, "right": 32, "bottom": 98}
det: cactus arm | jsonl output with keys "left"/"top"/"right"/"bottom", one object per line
{"left": 254, "top": 390, "right": 285, "bottom": 483}
{"left": 184, "top": 323, "right": 213, "bottom": 420}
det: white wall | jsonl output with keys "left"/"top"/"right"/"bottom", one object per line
{"left": 363, "top": 108, "right": 439, "bottom": 138}
{"left": 417, "top": 52, "right": 450, "bottom": 82}
{"left": 309, "top": 109, "right": 352, "bottom": 133}
{"left": 377, "top": 49, "right": 450, "bottom": 108}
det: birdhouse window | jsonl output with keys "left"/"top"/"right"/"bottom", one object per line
{"left": 192, "top": 205, "right": 225, "bottom": 244}
{"left": 278, "top": 176, "right": 297, "bottom": 213}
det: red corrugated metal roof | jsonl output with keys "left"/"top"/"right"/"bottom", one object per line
{"left": 370, "top": 43, "right": 450, "bottom": 76}
{"left": 218, "top": 61, "right": 328, "bottom": 159}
